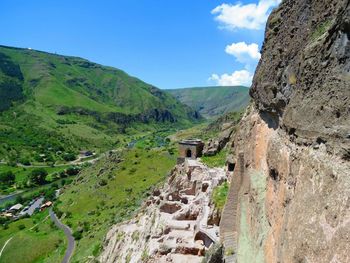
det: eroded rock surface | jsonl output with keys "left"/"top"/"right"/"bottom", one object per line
{"left": 221, "top": 1, "right": 350, "bottom": 262}
{"left": 99, "top": 160, "right": 226, "bottom": 263}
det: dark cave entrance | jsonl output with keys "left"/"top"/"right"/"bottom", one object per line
{"left": 228, "top": 162, "right": 235, "bottom": 172}
{"left": 186, "top": 149, "right": 192, "bottom": 158}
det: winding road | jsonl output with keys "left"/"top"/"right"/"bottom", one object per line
{"left": 49, "top": 208, "right": 75, "bottom": 263}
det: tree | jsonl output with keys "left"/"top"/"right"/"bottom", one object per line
{"left": 0, "top": 171, "right": 15, "bottom": 186}
{"left": 19, "top": 157, "right": 31, "bottom": 166}
{"left": 73, "top": 230, "right": 82, "bottom": 240}
{"left": 29, "top": 168, "right": 48, "bottom": 185}
{"left": 63, "top": 152, "right": 76, "bottom": 162}
{"left": 66, "top": 167, "right": 80, "bottom": 176}
{"left": 43, "top": 187, "right": 56, "bottom": 199}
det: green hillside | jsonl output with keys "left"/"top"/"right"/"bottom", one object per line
{"left": 55, "top": 147, "right": 176, "bottom": 261}
{"left": 167, "top": 86, "right": 250, "bottom": 119}
{"left": 0, "top": 45, "right": 201, "bottom": 163}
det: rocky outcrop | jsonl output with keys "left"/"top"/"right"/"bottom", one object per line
{"left": 221, "top": 1, "right": 350, "bottom": 262}
{"left": 250, "top": 0, "right": 350, "bottom": 158}
{"left": 99, "top": 160, "right": 226, "bottom": 263}
{"left": 204, "top": 123, "right": 235, "bottom": 156}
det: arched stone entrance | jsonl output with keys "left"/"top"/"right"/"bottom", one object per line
{"left": 194, "top": 231, "right": 214, "bottom": 248}
{"left": 186, "top": 149, "right": 192, "bottom": 158}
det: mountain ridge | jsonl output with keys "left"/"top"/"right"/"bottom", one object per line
{"left": 167, "top": 85, "right": 250, "bottom": 119}
{"left": 0, "top": 45, "right": 201, "bottom": 163}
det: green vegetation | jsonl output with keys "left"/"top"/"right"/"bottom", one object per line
{"left": 202, "top": 243, "right": 223, "bottom": 263}
{"left": 212, "top": 182, "right": 229, "bottom": 211}
{"left": 205, "top": 110, "right": 244, "bottom": 132}
{"left": 167, "top": 86, "right": 250, "bottom": 119}
{"left": 311, "top": 19, "right": 332, "bottom": 41}
{"left": 0, "top": 45, "right": 201, "bottom": 164}
{"left": 170, "top": 110, "right": 244, "bottom": 146}
{"left": 0, "top": 52, "right": 24, "bottom": 111}
{"left": 201, "top": 150, "right": 228, "bottom": 168}
{"left": 0, "top": 164, "right": 72, "bottom": 195}
{"left": 55, "top": 147, "right": 175, "bottom": 261}
{"left": 0, "top": 210, "right": 66, "bottom": 263}
{"left": 29, "top": 168, "right": 48, "bottom": 185}
{"left": 0, "top": 171, "right": 15, "bottom": 186}
{"left": 0, "top": 45, "right": 251, "bottom": 263}
{"left": 225, "top": 247, "right": 235, "bottom": 256}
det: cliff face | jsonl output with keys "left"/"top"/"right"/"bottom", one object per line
{"left": 221, "top": 0, "right": 350, "bottom": 262}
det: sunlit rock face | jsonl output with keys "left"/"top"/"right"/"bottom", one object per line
{"left": 221, "top": 0, "right": 350, "bottom": 262}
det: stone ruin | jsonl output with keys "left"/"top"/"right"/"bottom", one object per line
{"left": 100, "top": 159, "right": 227, "bottom": 263}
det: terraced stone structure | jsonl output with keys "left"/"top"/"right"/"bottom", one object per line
{"left": 100, "top": 159, "right": 226, "bottom": 263}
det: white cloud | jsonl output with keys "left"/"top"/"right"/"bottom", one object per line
{"left": 209, "top": 70, "right": 253, "bottom": 86}
{"left": 225, "top": 42, "right": 261, "bottom": 64}
{"left": 212, "top": 0, "right": 281, "bottom": 30}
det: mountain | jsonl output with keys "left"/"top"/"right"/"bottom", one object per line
{"left": 0, "top": 45, "right": 201, "bottom": 163}
{"left": 166, "top": 86, "right": 250, "bottom": 119}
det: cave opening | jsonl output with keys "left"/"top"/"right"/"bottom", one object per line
{"left": 228, "top": 162, "right": 235, "bottom": 172}
{"left": 269, "top": 168, "right": 279, "bottom": 181}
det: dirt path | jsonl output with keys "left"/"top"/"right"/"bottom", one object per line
{"left": 49, "top": 208, "right": 75, "bottom": 263}
{"left": 0, "top": 237, "right": 13, "bottom": 259}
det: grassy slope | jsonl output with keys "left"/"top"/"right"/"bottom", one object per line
{"left": 0, "top": 210, "right": 66, "bottom": 263}
{"left": 56, "top": 147, "right": 176, "bottom": 262}
{"left": 0, "top": 45, "right": 200, "bottom": 163}
{"left": 167, "top": 86, "right": 250, "bottom": 119}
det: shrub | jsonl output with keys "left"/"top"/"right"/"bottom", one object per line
{"left": 66, "top": 167, "right": 80, "bottom": 176}
{"left": 18, "top": 224, "right": 26, "bottom": 230}
{"left": 19, "top": 158, "right": 31, "bottom": 166}
{"left": 0, "top": 217, "right": 9, "bottom": 225}
{"left": 99, "top": 179, "right": 107, "bottom": 186}
{"left": 141, "top": 249, "right": 149, "bottom": 261}
{"left": 72, "top": 230, "right": 82, "bottom": 240}
{"left": 0, "top": 171, "right": 15, "bottom": 186}
{"left": 202, "top": 243, "right": 223, "bottom": 263}
{"left": 92, "top": 243, "right": 102, "bottom": 257}
{"left": 129, "top": 168, "right": 137, "bottom": 174}
{"left": 66, "top": 211, "right": 72, "bottom": 218}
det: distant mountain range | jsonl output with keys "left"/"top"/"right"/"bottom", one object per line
{"left": 167, "top": 86, "right": 250, "bottom": 119}
{"left": 0, "top": 45, "right": 200, "bottom": 162}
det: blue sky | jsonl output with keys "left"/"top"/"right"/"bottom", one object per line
{"left": 0, "top": 0, "right": 280, "bottom": 89}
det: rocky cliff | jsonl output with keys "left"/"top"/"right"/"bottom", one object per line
{"left": 221, "top": 0, "right": 350, "bottom": 262}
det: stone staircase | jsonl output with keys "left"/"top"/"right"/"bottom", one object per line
{"left": 220, "top": 153, "right": 245, "bottom": 263}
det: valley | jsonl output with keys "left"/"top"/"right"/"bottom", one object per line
{"left": 0, "top": 45, "right": 201, "bottom": 167}
{"left": 1, "top": 0, "right": 349, "bottom": 262}
{"left": 0, "top": 44, "right": 241, "bottom": 262}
